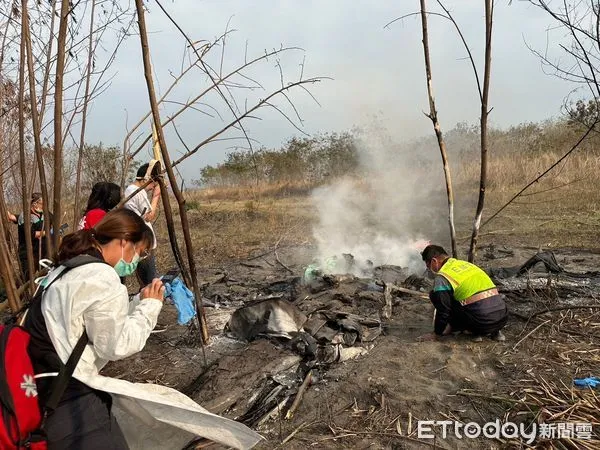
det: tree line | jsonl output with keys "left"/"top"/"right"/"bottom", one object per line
{"left": 195, "top": 132, "right": 360, "bottom": 188}
{"left": 194, "top": 111, "right": 600, "bottom": 189}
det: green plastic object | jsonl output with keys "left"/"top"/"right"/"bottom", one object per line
{"left": 304, "top": 263, "right": 321, "bottom": 283}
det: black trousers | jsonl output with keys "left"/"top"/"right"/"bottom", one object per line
{"left": 449, "top": 298, "right": 508, "bottom": 336}
{"left": 46, "top": 390, "right": 129, "bottom": 450}
{"left": 135, "top": 250, "right": 157, "bottom": 287}
{"left": 19, "top": 251, "right": 40, "bottom": 281}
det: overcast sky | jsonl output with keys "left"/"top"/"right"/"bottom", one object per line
{"left": 83, "top": 0, "right": 576, "bottom": 182}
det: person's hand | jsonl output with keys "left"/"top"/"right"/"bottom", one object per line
{"left": 141, "top": 278, "right": 165, "bottom": 301}
{"left": 417, "top": 332, "right": 438, "bottom": 342}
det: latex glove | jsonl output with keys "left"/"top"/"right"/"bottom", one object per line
{"left": 166, "top": 278, "right": 197, "bottom": 325}
{"left": 574, "top": 377, "right": 600, "bottom": 389}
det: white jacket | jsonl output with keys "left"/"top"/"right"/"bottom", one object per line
{"left": 39, "top": 262, "right": 261, "bottom": 450}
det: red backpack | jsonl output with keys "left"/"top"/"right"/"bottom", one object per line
{"left": 0, "top": 325, "right": 47, "bottom": 449}
{"left": 0, "top": 256, "right": 101, "bottom": 449}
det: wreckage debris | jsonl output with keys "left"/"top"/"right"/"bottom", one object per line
{"left": 189, "top": 249, "right": 600, "bottom": 444}
{"left": 225, "top": 298, "right": 381, "bottom": 363}
{"left": 489, "top": 250, "right": 600, "bottom": 280}
{"left": 198, "top": 253, "right": 435, "bottom": 430}
{"left": 225, "top": 298, "right": 307, "bottom": 341}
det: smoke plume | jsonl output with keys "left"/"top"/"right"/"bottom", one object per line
{"left": 310, "top": 126, "right": 449, "bottom": 275}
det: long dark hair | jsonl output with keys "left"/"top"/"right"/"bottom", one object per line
{"left": 57, "top": 209, "right": 153, "bottom": 263}
{"left": 135, "top": 161, "right": 161, "bottom": 181}
{"left": 85, "top": 182, "right": 121, "bottom": 213}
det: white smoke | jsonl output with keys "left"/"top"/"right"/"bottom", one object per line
{"left": 310, "top": 125, "right": 448, "bottom": 276}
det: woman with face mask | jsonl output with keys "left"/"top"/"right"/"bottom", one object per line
{"left": 23, "top": 208, "right": 164, "bottom": 449}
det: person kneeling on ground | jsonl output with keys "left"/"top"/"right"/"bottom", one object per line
{"left": 419, "top": 244, "right": 507, "bottom": 342}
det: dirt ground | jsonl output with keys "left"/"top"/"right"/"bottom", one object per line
{"left": 3, "top": 190, "right": 598, "bottom": 449}
{"left": 102, "top": 243, "right": 600, "bottom": 449}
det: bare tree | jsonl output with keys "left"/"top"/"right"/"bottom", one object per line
{"left": 418, "top": 0, "right": 457, "bottom": 258}
{"left": 480, "top": 1, "right": 600, "bottom": 228}
{"left": 23, "top": 0, "right": 54, "bottom": 261}
{"left": 467, "top": 0, "right": 494, "bottom": 262}
{"left": 134, "top": 0, "right": 211, "bottom": 343}
{"left": 117, "top": 1, "right": 321, "bottom": 347}
{"left": 73, "top": 0, "right": 97, "bottom": 224}
{"left": 51, "top": 0, "right": 70, "bottom": 252}
{"left": 18, "top": 0, "right": 35, "bottom": 285}
{"left": 387, "top": 1, "right": 491, "bottom": 260}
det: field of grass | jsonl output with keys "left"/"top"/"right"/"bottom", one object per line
{"left": 452, "top": 148, "right": 600, "bottom": 250}
{"left": 152, "top": 194, "right": 317, "bottom": 273}
{"left": 147, "top": 147, "right": 600, "bottom": 276}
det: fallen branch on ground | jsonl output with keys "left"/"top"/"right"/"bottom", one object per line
{"left": 286, "top": 370, "right": 312, "bottom": 420}
{"left": 513, "top": 320, "right": 551, "bottom": 350}
{"left": 275, "top": 252, "right": 293, "bottom": 274}
{"left": 528, "top": 305, "right": 600, "bottom": 320}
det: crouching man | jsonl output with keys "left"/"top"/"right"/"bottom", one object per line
{"left": 419, "top": 244, "right": 508, "bottom": 342}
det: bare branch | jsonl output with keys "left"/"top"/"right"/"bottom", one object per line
{"left": 171, "top": 78, "right": 322, "bottom": 169}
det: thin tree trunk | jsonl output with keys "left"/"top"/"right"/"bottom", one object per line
{"left": 52, "top": 0, "right": 70, "bottom": 253}
{"left": 419, "top": 0, "right": 457, "bottom": 258}
{"left": 468, "top": 0, "right": 493, "bottom": 262}
{"left": 38, "top": 0, "right": 57, "bottom": 126}
{"left": 134, "top": 0, "right": 209, "bottom": 344}
{"left": 73, "top": 0, "right": 97, "bottom": 225}
{"left": 0, "top": 208, "right": 19, "bottom": 311}
{"left": 121, "top": 59, "right": 198, "bottom": 189}
{"left": 19, "top": 0, "right": 36, "bottom": 287}
{"left": 0, "top": 49, "right": 20, "bottom": 311}
{"left": 26, "top": 0, "right": 55, "bottom": 207}
{"left": 24, "top": 0, "right": 53, "bottom": 259}
{"left": 28, "top": 153, "right": 37, "bottom": 198}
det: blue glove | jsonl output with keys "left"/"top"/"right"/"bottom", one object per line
{"left": 164, "top": 278, "right": 197, "bottom": 326}
{"left": 574, "top": 377, "right": 600, "bottom": 388}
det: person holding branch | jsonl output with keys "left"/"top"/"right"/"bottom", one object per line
{"left": 124, "top": 162, "right": 161, "bottom": 287}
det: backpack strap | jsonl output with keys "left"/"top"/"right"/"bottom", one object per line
{"left": 10, "top": 255, "right": 108, "bottom": 325}
{"left": 43, "top": 330, "right": 89, "bottom": 414}
{"left": 38, "top": 255, "right": 109, "bottom": 416}
{"left": 40, "top": 255, "right": 106, "bottom": 297}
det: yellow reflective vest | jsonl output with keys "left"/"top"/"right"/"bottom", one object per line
{"left": 437, "top": 258, "right": 496, "bottom": 304}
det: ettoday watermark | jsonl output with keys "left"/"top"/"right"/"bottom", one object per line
{"left": 417, "top": 420, "right": 593, "bottom": 444}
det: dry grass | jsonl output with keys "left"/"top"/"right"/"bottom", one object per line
{"left": 176, "top": 149, "right": 600, "bottom": 264}
{"left": 195, "top": 180, "right": 320, "bottom": 202}
{"left": 37, "top": 146, "right": 599, "bottom": 275}
{"left": 447, "top": 150, "right": 600, "bottom": 250}
{"left": 455, "top": 150, "right": 600, "bottom": 193}
{"left": 152, "top": 195, "right": 317, "bottom": 272}
{"left": 485, "top": 306, "right": 600, "bottom": 448}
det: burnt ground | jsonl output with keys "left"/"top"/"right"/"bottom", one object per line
{"left": 82, "top": 246, "right": 600, "bottom": 448}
